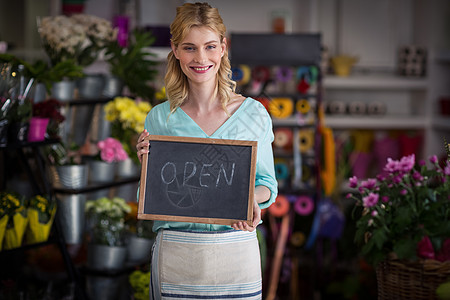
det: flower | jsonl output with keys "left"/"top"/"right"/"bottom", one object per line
{"left": 85, "top": 197, "right": 132, "bottom": 246}
{"left": 32, "top": 99, "right": 65, "bottom": 138}
{"left": 129, "top": 270, "right": 151, "bottom": 300}
{"left": 96, "top": 137, "right": 129, "bottom": 163}
{"left": 28, "top": 195, "right": 56, "bottom": 224}
{"left": 104, "top": 97, "right": 152, "bottom": 163}
{"left": 350, "top": 153, "right": 450, "bottom": 265}
{"left": 38, "top": 14, "right": 117, "bottom": 67}
{"left": 0, "top": 191, "right": 26, "bottom": 227}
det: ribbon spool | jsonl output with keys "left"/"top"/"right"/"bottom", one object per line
{"left": 296, "top": 99, "right": 311, "bottom": 115}
{"left": 274, "top": 161, "right": 290, "bottom": 180}
{"left": 268, "top": 195, "right": 290, "bottom": 217}
{"left": 327, "top": 101, "right": 346, "bottom": 115}
{"left": 367, "top": 101, "right": 387, "bottom": 115}
{"left": 290, "top": 231, "right": 306, "bottom": 247}
{"left": 298, "top": 129, "right": 314, "bottom": 153}
{"left": 274, "top": 66, "right": 293, "bottom": 83}
{"left": 268, "top": 98, "right": 294, "bottom": 119}
{"left": 348, "top": 101, "right": 367, "bottom": 115}
{"left": 255, "top": 97, "right": 271, "bottom": 112}
{"left": 294, "top": 196, "right": 314, "bottom": 216}
{"left": 252, "top": 66, "right": 271, "bottom": 83}
{"left": 273, "top": 128, "right": 293, "bottom": 149}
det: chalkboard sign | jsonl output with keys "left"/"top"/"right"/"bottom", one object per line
{"left": 138, "top": 135, "right": 257, "bottom": 226}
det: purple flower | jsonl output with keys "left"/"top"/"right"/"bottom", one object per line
{"left": 384, "top": 158, "right": 399, "bottom": 173}
{"left": 371, "top": 210, "right": 378, "bottom": 217}
{"left": 429, "top": 155, "right": 438, "bottom": 164}
{"left": 349, "top": 176, "right": 358, "bottom": 188}
{"left": 444, "top": 165, "right": 450, "bottom": 176}
{"left": 419, "top": 159, "right": 426, "bottom": 166}
{"left": 400, "top": 189, "right": 408, "bottom": 195}
{"left": 399, "top": 154, "right": 415, "bottom": 173}
{"left": 363, "top": 193, "right": 379, "bottom": 208}
{"left": 392, "top": 175, "right": 402, "bottom": 184}
{"left": 381, "top": 196, "right": 389, "bottom": 202}
{"left": 412, "top": 171, "right": 423, "bottom": 181}
{"left": 361, "top": 178, "right": 377, "bottom": 190}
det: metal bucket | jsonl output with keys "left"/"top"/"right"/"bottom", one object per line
{"left": 56, "top": 193, "right": 86, "bottom": 244}
{"left": 87, "top": 244, "right": 127, "bottom": 270}
{"left": 102, "top": 75, "right": 124, "bottom": 98}
{"left": 55, "top": 164, "right": 88, "bottom": 189}
{"left": 51, "top": 80, "right": 75, "bottom": 102}
{"left": 126, "top": 235, "right": 154, "bottom": 262}
{"left": 89, "top": 160, "right": 117, "bottom": 183}
{"left": 77, "top": 74, "right": 105, "bottom": 99}
{"left": 116, "top": 158, "right": 140, "bottom": 178}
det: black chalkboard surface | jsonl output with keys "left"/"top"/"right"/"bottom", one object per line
{"left": 138, "top": 135, "right": 257, "bottom": 226}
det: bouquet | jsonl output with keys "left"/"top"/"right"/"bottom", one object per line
{"left": 38, "top": 14, "right": 117, "bottom": 67}
{"left": 350, "top": 151, "right": 450, "bottom": 265}
{"left": 96, "top": 137, "right": 129, "bottom": 163}
{"left": 85, "top": 197, "right": 131, "bottom": 246}
{"left": 104, "top": 97, "right": 152, "bottom": 163}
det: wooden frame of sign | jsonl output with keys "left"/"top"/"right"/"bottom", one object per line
{"left": 138, "top": 135, "right": 257, "bottom": 226}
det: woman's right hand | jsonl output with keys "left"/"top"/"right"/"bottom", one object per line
{"left": 136, "top": 129, "right": 150, "bottom": 164}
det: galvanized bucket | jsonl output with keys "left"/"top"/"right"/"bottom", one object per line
{"left": 56, "top": 193, "right": 86, "bottom": 244}
{"left": 87, "top": 244, "right": 127, "bottom": 270}
{"left": 55, "top": 164, "right": 88, "bottom": 189}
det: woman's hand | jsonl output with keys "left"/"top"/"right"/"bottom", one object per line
{"left": 136, "top": 129, "right": 150, "bottom": 164}
{"left": 231, "top": 199, "right": 261, "bottom": 232}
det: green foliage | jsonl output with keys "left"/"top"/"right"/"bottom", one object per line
{"left": 105, "top": 30, "right": 158, "bottom": 100}
{"left": 129, "top": 270, "right": 151, "bottom": 300}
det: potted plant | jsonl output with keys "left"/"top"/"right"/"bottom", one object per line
{"left": 104, "top": 96, "right": 152, "bottom": 170}
{"left": 85, "top": 196, "right": 131, "bottom": 270}
{"left": 349, "top": 146, "right": 450, "bottom": 299}
{"left": 88, "top": 137, "right": 129, "bottom": 183}
{"left": 125, "top": 202, "right": 155, "bottom": 262}
{"left": 104, "top": 29, "right": 158, "bottom": 101}
{"left": 0, "top": 191, "right": 28, "bottom": 250}
{"left": 129, "top": 270, "right": 151, "bottom": 300}
{"left": 25, "top": 194, "right": 56, "bottom": 244}
{"left": 31, "top": 98, "right": 65, "bottom": 140}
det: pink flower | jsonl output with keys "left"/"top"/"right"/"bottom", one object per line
{"left": 349, "top": 176, "right": 358, "bottom": 188}
{"left": 436, "top": 238, "right": 450, "bottom": 262}
{"left": 429, "top": 155, "right": 438, "bottom": 164}
{"left": 100, "top": 147, "right": 116, "bottom": 163}
{"left": 444, "top": 165, "right": 450, "bottom": 176}
{"left": 381, "top": 196, "right": 389, "bottom": 202}
{"left": 97, "top": 137, "right": 129, "bottom": 163}
{"left": 400, "top": 189, "right": 408, "bottom": 195}
{"left": 398, "top": 154, "right": 415, "bottom": 173}
{"left": 116, "top": 148, "right": 129, "bottom": 161}
{"left": 363, "top": 193, "right": 379, "bottom": 208}
{"left": 361, "top": 178, "right": 377, "bottom": 190}
{"left": 384, "top": 158, "right": 399, "bottom": 173}
{"left": 417, "top": 236, "right": 435, "bottom": 259}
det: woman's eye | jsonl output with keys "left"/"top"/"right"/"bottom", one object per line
{"left": 183, "top": 46, "right": 195, "bottom": 51}
{"left": 206, "top": 45, "right": 216, "bottom": 50}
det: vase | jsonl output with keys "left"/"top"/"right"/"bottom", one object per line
{"left": 116, "top": 157, "right": 140, "bottom": 178}
{"left": 27, "top": 117, "right": 49, "bottom": 142}
{"left": 126, "top": 234, "right": 154, "bottom": 262}
{"left": 89, "top": 160, "right": 117, "bottom": 183}
{"left": 77, "top": 74, "right": 105, "bottom": 99}
{"left": 51, "top": 80, "right": 75, "bottom": 102}
{"left": 102, "top": 75, "right": 124, "bottom": 98}
{"left": 87, "top": 244, "right": 127, "bottom": 271}
{"left": 0, "top": 119, "right": 9, "bottom": 147}
{"left": 56, "top": 193, "right": 86, "bottom": 244}
{"left": 55, "top": 164, "right": 88, "bottom": 189}
{"left": 32, "top": 82, "right": 47, "bottom": 103}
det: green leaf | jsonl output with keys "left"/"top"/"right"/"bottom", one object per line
{"left": 393, "top": 238, "right": 417, "bottom": 260}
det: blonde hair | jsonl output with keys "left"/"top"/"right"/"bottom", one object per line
{"left": 165, "top": 2, "right": 236, "bottom": 114}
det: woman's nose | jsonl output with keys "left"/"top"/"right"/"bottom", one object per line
{"left": 194, "top": 49, "right": 207, "bottom": 64}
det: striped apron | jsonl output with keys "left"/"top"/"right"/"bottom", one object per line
{"left": 150, "top": 229, "right": 262, "bottom": 300}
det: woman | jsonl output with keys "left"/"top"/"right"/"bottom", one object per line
{"left": 136, "top": 3, "right": 277, "bottom": 299}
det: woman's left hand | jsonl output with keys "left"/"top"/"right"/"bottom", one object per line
{"left": 231, "top": 199, "right": 261, "bottom": 232}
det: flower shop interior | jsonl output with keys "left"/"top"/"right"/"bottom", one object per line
{"left": 1, "top": 0, "right": 450, "bottom": 299}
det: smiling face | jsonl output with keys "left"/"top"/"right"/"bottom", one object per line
{"left": 172, "top": 26, "right": 226, "bottom": 86}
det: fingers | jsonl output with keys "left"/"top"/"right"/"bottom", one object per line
{"left": 136, "top": 129, "right": 150, "bottom": 164}
{"left": 231, "top": 221, "right": 256, "bottom": 232}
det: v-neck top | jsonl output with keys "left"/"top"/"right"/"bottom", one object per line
{"left": 144, "top": 97, "right": 278, "bottom": 232}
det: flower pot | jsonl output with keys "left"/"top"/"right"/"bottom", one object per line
{"left": 0, "top": 119, "right": 9, "bottom": 147}
{"left": 27, "top": 117, "right": 49, "bottom": 142}
{"left": 116, "top": 157, "right": 140, "bottom": 178}
{"left": 32, "top": 82, "right": 47, "bottom": 103}
{"left": 56, "top": 193, "right": 86, "bottom": 244}
{"left": 87, "top": 244, "right": 127, "bottom": 271}
{"left": 102, "top": 75, "right": 124, "bottom": 98}
{"left": 3, "top": 212, "right": 28, "bottom": 250}
{"left": 25, "top": 207, "right": 56, "bottom": 244}
{"left": 51, "top": 80, "right": 75, "bottom": 102}
{"left": 56, "top": 164, "right": 88, "bottom": 189}
{"left": 126, "top": 235, "right": 154, "bottom": 262}
{"left": 114, "top": 182, "right": 138, "bottom": 202}
{"left": 77, "top": 74, "right": 105, "bottom": 99}
{"left": 89, "top": 160, "right": 117, "bottom": 183}
{"left": 0, "top": 215, "right": 9, "bottom": 251}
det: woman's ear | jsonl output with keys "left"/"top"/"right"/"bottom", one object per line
{"left": 171, "top": 41, "right": 179, "bottom": 59}
{"left": 221, "top": 37, "right": 227, "bottom": 57}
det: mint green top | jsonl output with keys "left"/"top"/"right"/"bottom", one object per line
{"left": 143, "top": 97, "right": 278, "bottom": 232}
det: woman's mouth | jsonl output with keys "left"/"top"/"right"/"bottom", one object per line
{"left": 190, "top": 65, "right": 213, "bottom": 73}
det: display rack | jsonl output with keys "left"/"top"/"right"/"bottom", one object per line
{"left": 230, "top": 33, "right": 323, "bottom": 299}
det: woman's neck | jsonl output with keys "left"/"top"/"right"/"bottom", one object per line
{"left": 184, "top": 81, "right": 219, "bottom": 112}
